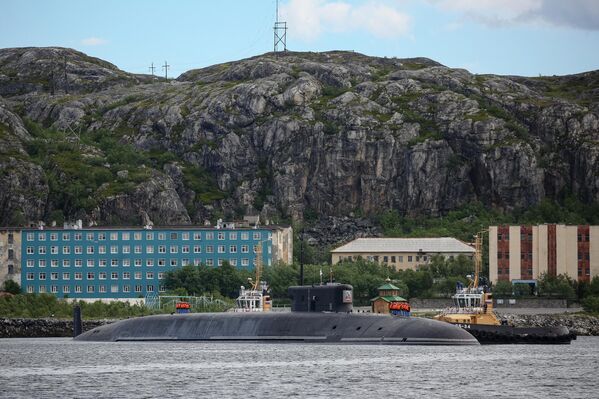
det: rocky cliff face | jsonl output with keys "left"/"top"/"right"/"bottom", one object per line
{"left": 0, "top": 47, "right": 598, "bottom": 230}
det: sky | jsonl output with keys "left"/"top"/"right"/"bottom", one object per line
{"left": 2, "top": 0, "right": 599, "bottom": 78}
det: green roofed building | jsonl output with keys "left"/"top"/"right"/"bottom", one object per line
{"left": 371, "top": 282, "right": 409, "bottom": 314}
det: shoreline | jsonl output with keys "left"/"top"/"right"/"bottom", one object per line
{"left": 2, "top": 313, "right": 599, "bottom": 338}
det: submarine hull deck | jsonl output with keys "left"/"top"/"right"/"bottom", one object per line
{"left": 459, "top": 324, "right": 576, "bottom": 345}
{"left": 75, "top": 312, "right": 479, "bottom": 345}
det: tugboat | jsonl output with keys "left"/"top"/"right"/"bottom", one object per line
{"left": 434, "top": 232, "right": 575, "bottom": 344}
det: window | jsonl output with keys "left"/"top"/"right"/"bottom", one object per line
{"left": 51, "top": 260, "right": 59, "bottom": 267}
{"left": 146, "top": 259, "right": 154, "bottom": 267}
{"left": 110, "top": 232, "right": 118, "bottom": 241}
{"left": 87, "top": 259, "right": 94, "bottom": 267}
{"left": 75, "top": 285, "right": 82, "bottom": 293}
{"left": 230, "top": 245, "right": 237, "bottom": 253}
{"left": 134, "top": 232, "right": 142, "bottom": 240}
{"left": 194, "top": 245, "right": 201, "bottom": 253}
{"left": 253, "top": 232, "right": 261, "bottom": 240}
{"left": 27, "top": 260, "right": 34, "bottom": 267}
{"left": 206, "top": 232, "right": 214, "bottom": 240}
{"left": 39, "top": 272, "right": 47, "bottom": 280}
{"left": 170, "top": 245, "right": 178, "bottom": 254}
{"left": 206, "top": 245, "right": 214, "bottom": 254}
{"left": 158, "top": 233, "right": 166, "bottom": 240}
{"left": 87, "top": 272, "right": 95, "bottom": 280}
{"left": 194, "top": 259, "right": 201, "bottom": 266}
{"left": 74, "top": 232, "right": 82, "bottom": 241}
{"left": 51, "top": 285, "right": 58, "bottom": 293}
{"left": 170, "top": 232, "right": 178, "bottom": 240}
{"left": 218, "top": 259, "right": 223, "bottom": 266}
{"left": 134, "top": 245, "right": 142, "bottom": 254}
{"left": 383, "top": 256, "right": 388, "bottom": 263}
{"left": 63, "top": 286, "right": 70, "bottom": 294}
{"left": 158, "top": 272, "right": 165, "bottom": 279}
{"left": 51, "top": 272, "right": 58, "bottom": 280}
{"left": 159, "top": 285, "right": 166, "bottom": 293}
{"left": 63, "top": 272, "right": 70, "bottom": 280}
{"left": 218, "top": 232, "right": 225, "bottom": 240}
{"left": 158, "top": 259, "right": 166, "bottom": 267}
{"left": 39, "top": 286, "right": 46, "bottom": 293}
{"left": 182, "top": 259, "right": 189, "bottom": 266}
{"left": 123, "top": 272, "right": 131, "bottom": 280}
{"left": 39, "top": 246, "right": 46, "bottom": 254}
{"left": 27, "top": 246, "right": 34, "bottom": 254}
{"left": 241, "top": 245, "right": 249, "bottom": 253}
{"left": 75, "top": 272, "right": 82, "bottom": 280}
{"left": 146, "top": 272, "right": 154, "bottom": 279}
{"left": 111, "top": 272, "right": 118, "bottom": 280}
{"left": 27, "top": 232, "right": 34, "bottom": 241}
{"left": 39, "top": 233, "right": 46, "bottom": 241}
{"left": 87, "top": 286, "right": 95, "bottom": 293}
{"left": 27, "top": 273, "right": 34, "bottom": 280}
{"left": 87, "top": 232, "right": 95, "bottom": 241}
{"left": 391, "top": 256, "right": 396, "bottom": 263}
{"left": 122, "top": 232, "right": 130, "bottom": 240}
{"left": 146, "top": 245, "right": 154, "bottom": 254}
{"left": 98, "top": 232, "right": 106, "bottom": 241}
{"left": 62, "top": 246, "right": 70, "bottom": 254}
{"left": 134, "top": 259, "right": 142, "bottom": 267}
{"left": 182, "top": 232, "right": 189, "bottom": 240}
{"left": 99, "top": 285, "right": 106, "bottom": 293}
{"left": 74, "top": 259, "right": 82, "bottom": 267}
{"left": 135, "top": 285, "right": 142, "bottom": 293}
{"left": 39, "top": 260, "right": 46, "bottom": 267}
{"left": 111, "top": 285, "right": 119, "bottom": 293}
{"left": 87, "top": 246, "right": 95, "bottom": 254}
{"left": 123, "top": 245, "right": 130, "bottom": 254}
{"left": 123, "top": 259, "right": 130, "bottom": 267}
{"left": 194, "top": 232, "right": 201, "bottom": 240}
{"left": 27, "top": 286, "right": 34, "bottom": 293}
{"left": 182, "top": 245, "right": 190, "bottom": 253}
{"left": 206, "top": 259, "right": 214, "bottom": 266}
{"left": 123, "top": 285, "right": 131, "bottom": 293}
{"left": 134, "top": 272, "right": 142, "bottom": 280}
{"left": 241, "top": 258, "right": 249, "bottom": 267}
{"left": 62, "top": 233, "right": 70, "bottom": 241}
{"left": 230, "top": 259, "right": 237, "bottom": 266}
{"left": 170, "top": 259, "right": 178, "bottom": 267}
{"left": 111, "top": 259, "right": 118, "bottom": 267}
{"left": 146, "top": 232, "right": 154, "bottom": 240}
{"left": 218, "top": 245, "right": 225, "bottom": 253}
{"left": 75, "top": 246, "right": 82, "bottom": 254}
{"left": 50, "top": 233, "right": 57, "bottom": 241}
{"left": 229, "top": 232, "right": 237, "bottom": 240}
{"left": 110, "top": 245, "right": 118, "bottom": 254}
{"left": 408, "top": 256, "right": 413, "bottom": 262}
{"left": 158, "top": 245, "right": 166, "bottom": 254}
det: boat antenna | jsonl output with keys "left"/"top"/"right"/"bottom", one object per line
{"left": 253, "top": 242, "right": 262, "bottom": 291}
{"left": 471, "top": 230, "right": 487, "bottom": 290}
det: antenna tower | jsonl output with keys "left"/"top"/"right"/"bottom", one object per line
{"left": 162, "top": 61, "right": 170, "bottom": 80}
{"left": 149, "top": 62, "right": 156, "bottom": 76}
{"left": 273, "top": 0, "right": 287, "bottom": 52}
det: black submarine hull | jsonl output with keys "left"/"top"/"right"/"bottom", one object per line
{"left": 75, "top": 312, "right": 479, "bottom": 345}
{"left": 457, "top": 324, "right": 576, "bottom": 345}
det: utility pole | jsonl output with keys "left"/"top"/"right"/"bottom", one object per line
{"left": 149, "top": 62, "right": 156, "bottom": 76}
{"left": 273, "top": 0, "right": 287, "bottom": 52}
{"left": 162, "top": 61, "right": 170, "bottom": 80}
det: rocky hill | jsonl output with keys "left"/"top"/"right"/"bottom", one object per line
{"left": 0, "top": 47, "right": 598, "bottom": 231}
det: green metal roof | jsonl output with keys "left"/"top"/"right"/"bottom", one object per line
{"left": 377, "top": 283, "right": 401, "bottom": 291}
{"left": 370, "top": 295, "right": 407, "bottom": 303}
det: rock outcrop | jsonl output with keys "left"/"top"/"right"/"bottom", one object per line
{"left": 0, "top": 47, "right": 598, "bottom": 235}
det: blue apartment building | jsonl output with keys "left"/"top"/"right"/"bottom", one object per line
{"left": 20, "top": 226, "right": 282, "bottom": 300}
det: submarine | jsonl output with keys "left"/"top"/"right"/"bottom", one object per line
{"left": 75, "top": 284, "right": 479, "bottom": 345}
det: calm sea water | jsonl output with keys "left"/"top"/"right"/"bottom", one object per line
{"left": 1, "top": 337, "right": 598, "bottom": 399}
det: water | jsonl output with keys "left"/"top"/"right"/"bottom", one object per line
{"left": 1, "top": 337, "right": 598, "bottom": 399}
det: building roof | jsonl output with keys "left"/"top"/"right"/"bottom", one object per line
{"left": 332, "top": 237, "right": 474, "bottom": 254}
{"left": 377, "top": 283, "right": 400, "bottom": 291}
{"left": 370, "top": 295, "right": 407, "bottom": 303}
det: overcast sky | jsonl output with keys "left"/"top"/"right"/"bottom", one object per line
{"left": 2, "top": 0, "right": 599, "bottom": 77}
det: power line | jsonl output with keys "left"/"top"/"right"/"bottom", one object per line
{"left": 149, "top": 62, "right": 156, "bottom": 76}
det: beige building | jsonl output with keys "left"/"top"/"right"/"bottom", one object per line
{"left": 331, "top": 237, "right": 475, "bottom": 270}
{"left": 0, "top": 228, "right": 21, "bottom": 289}
{"left": 489, "top": 225, "right": 599, "bottom": 284}
{"left": 270, "top": 226, "right": 293, "bottom": 265}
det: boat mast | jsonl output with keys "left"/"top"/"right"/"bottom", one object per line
{"left": 253, "top": 241, "right": 262, "bottom": 291}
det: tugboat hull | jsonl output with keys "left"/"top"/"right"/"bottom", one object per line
{"left": 457, "top": 324, "right": 576, "bottom": 345}
{"left": 75, "top": 312, "right": 479, "bottom": 345}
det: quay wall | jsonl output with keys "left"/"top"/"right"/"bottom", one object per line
{"left": 0, "top": 318, "right": 116, "bottom": 338}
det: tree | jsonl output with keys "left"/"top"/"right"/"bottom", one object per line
{"left": 537, "top": 273, "right": 576, "bottom": 299}
{"left": 493, "top": 280, "right": 513, "bottom": 297}
{"left": 2, "top": 280, "right": 20, "bottom": 295}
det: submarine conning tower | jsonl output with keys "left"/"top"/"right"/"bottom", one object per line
{"left": 288, "top": 283, "right": 354, "bottom": 312}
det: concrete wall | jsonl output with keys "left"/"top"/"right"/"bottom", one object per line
{"left": 271, "top": 227, "right": 293, "bottom": 265}
{"left": 509, "top": 226, "right": 521, "bottom": 281}
{"left": 489, "top": 226, "right": 498, "bottom": 283}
